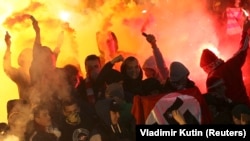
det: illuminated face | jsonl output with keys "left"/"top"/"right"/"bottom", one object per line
{"left": 110, "top": 111, "right": 120, "bottom": 125}
{"left": 35, "top": 109, "right": 52, "bottom": 127}
{"left": 125, "top": 60, "right": 141, "bottom": 79}
{"left": 143, "top": 68, "right": 156, "bottom": 78}
{"left": 85, "top": 60, "right": 101, "bottom": 80}
{"left": 63, "top": 103, "right": 80, "bottom": 117}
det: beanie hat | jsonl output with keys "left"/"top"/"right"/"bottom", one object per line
{"left": 105, "top": 69, "right": 123, "bottom": 85}
{"left": 105, "top": 83, "right": 124, "bottom": 100}
{"left": 170, "top": 61, "right": 190, "bottom": 82}
{"left": 200, "top": 49, "right": 224, "bottom": 72}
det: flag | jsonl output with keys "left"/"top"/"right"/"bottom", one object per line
{"left": 131, "top": 87, "right": 212, "bottom": 124}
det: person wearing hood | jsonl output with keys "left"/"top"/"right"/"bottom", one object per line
{"left": 96, "top": 30, "right": 135, "bottom": 71}
{"left": 90, "top": 99, "right": 134, "bottom": 141}
{"left": 163, "top": 61, "right": 212, "bottom": 124}
{"left": 105, "top": 82, "right": 136, "bottom": 140}
{"left": 163, "top": 61, "right": 195, "bottom": 92}
{"left": 120, "top": 56, "right": 144, "bottom": 103}
{"left": 142, "top": 33, "right": 169, "bottom": 85}
{"left": 200, "top": 19, "right": 250, "bottom": 107}
{"left": 142, "top": 56, "right": 164, "bottom": 84}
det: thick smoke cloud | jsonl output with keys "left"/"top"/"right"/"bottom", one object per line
{"left": 0, "top": 0, "right": 249, "bottom": 128}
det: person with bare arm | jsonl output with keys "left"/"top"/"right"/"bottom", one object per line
{"left": 3, "top": 31, "right": 32, "bottom": 102}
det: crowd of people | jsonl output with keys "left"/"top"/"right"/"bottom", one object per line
{"left": 0, "top": 1, "right": 250, "bottom": 141}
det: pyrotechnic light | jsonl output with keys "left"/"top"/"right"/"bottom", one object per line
{"left": 201, "top": 42, "right": 220, "bottom": 56}
{"left": 3, "top": 134, "right": 19, "bottom": 141}
{"left": 142, "top": 9, "right": 147, "bottom": 14}
{"left": 59, "top": 11, "right": 70, "bottom": 22}
{"left": 242, "top": 9, "right": 249, "bottom": 17}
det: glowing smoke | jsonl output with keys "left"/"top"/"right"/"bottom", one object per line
{"left": 0, "top": 0, "right": 249, "bottom": 128}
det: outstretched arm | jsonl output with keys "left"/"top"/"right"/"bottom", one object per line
{"left": 30, "top": 15, "right": 41, "bottom": 57}
{"left": 3, "top": 31, "right": 19, "bottom": 80}
{"left": 3, "top": 31, "right": 12, "bottom": 69}
{"left": 94, "top": 55, "right": 124, "bottom": 98}
{"left": 229, "top": 18, "right": 250, "bottom": 68}
{"left": 239, "top": 19, "right": 250, "bottom": 52}
{"left": 143, "top": 33, "right": 169, "bottom": 81}
{"left": 29, "top": 15, "right": 42, "bottom": 85}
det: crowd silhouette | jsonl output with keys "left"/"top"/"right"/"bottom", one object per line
{"left": 1, "top": 1, "right": 250, "bottom": 141}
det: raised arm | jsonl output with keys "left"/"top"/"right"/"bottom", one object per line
{"left": 94, "top": 55, "right": 124, "bottom": 97}
{"left": 229, "top": 18, "right": 250, "bottom": 68}
{"left": 143, "top": 33, "right": 169, "bottom": 80}
{"left": 30, "top": 15, "right": 41, "bottom": 57}
{"left": 239, "top": 19, "right": 250, "bottom": 52}
{"left": 3, "top": 31, "right": 18, "bottom": 80}
{"left": 29, "top": 16, "right": 42, "bottom": 85}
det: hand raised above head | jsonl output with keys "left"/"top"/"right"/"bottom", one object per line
{"left": 142, "top": 32, "right": 156, "bottom": 45}
{"left": 5, "top": 31, "right": 11, "bottom": 47}
{"left": 30, "top": 15, "right": 40, "bottom": 32}
{"left": 30, "top": 15, "right": 36, "bottom": 22}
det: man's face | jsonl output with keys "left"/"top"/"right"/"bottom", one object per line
{"left": 35, "top": 109, "right": 52, "bottom": 127}
{"left": 126, "top": 60, "right": 140, "bottom": 79}
{"left": 63, "top": 103, "right": 81, "bottom": 125}
{"left": 110, "top": 111, "right": 120, "bottom": 125}
{"left": 85, "top": 60, "right": 101, "bottom": 80}
{"left": 63, "top": 103, "right": 80, "bottom": 117}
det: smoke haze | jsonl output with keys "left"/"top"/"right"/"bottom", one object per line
{"left": 0, "top": 0, "right": 249, "bottom": 127}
